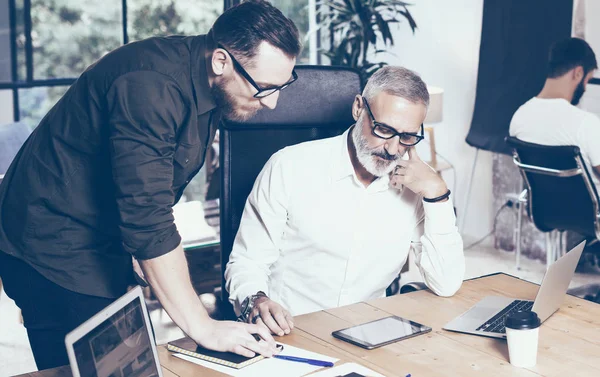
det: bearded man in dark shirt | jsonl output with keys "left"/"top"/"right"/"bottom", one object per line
{"left": 0, "top": 0, "right": 300, "bottom": 370}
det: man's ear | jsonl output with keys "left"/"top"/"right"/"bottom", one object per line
{"left": 352, "top": 95, "right": 363, "bottom": 122}
{"left": 572, "top": 66, "right": 584, "bottom": 81}
{"left": 211, "top": 49, "right": 229, "bottom": 76}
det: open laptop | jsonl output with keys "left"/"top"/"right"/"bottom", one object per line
{"left": 443, "top": 240, "right": 585, "bottom": 339}
{"left": 65, "top": 286, "right": 163, "bottom": 377}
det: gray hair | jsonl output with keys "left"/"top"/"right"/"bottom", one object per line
{"left": 362, "top": 66, "right": 430, "bottom": 107}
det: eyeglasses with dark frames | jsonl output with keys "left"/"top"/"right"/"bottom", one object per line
{"left": 362, "top": 96, "right": 424, "bottom": 146}
{"left": 218, "top": 44, "right": 298, "bottom": 99}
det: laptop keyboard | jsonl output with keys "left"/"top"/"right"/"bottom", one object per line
{"left": 476, "top": 300, "right": 534, "bottom": 333}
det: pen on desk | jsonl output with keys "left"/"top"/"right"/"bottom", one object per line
{"left": 273, "top": 354, "right": 334, "bottom": 367}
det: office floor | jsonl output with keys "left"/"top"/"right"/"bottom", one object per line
{"left": 1, "top": 244, "right": 599, "bottom": 377}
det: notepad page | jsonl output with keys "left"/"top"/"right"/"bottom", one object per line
{"left": 173, "top": 342, "right": 338, "bottom": 377}
{"left": 307, "top": 363, "right": 386, "bottom": 377}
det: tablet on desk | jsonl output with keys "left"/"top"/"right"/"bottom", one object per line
{"left": 332, "top": 316, "right": 432, "bottom": 349}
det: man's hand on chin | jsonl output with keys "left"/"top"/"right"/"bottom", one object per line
{"left": 390, "top": 147, "right": 448, "bottom": 201}
{"left": 246, "top": 296, "right": 295, "bottom": 337}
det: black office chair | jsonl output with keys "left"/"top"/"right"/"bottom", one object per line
{"left": 219, "top": 65, "right": 362, "bottom": 319}
{"left": 506, "top": 136, "right": 600, "bottom": 268}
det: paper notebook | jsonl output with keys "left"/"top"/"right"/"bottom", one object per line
{"left": 167, "top": 337, "right": 274, "bottom": 369}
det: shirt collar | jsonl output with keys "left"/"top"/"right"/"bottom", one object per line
{"left": 190, "top": 32, "right": 217, "bottom": 116}
{"left": 332, "top": 126, "right": 391, "bottom": 192}
{"left": 332, "top": 128, "right": 356, "bottom": 182}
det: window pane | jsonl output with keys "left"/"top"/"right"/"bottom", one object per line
{"left": 0, "top": 0, "right": 11, "bottom": 82}
{"left": 15, "top": 0, "right": 25, "bottom": 81}
{"left": 270, "top": 0, "right": 311, "bottom": 64}
{"left": 128, "top": 0, "right": 221, "bottom": 41}
{"left": 30, "top": 1, "right": 122, "bottom": 79}
{"left": 0, "top": 89, "right": 14, "bottom": 124}
{"left": 18, "top": 86, "right": 69, "bottom": 128}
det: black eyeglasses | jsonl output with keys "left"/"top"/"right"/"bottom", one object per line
{"left": 362, "top": 96, "right": 424, "bottom": 146}
{"left": 218, "top": 44, "right": 298, "bottom": 99}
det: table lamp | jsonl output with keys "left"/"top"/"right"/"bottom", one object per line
{"left": 424, "top": 86, "right": 443, "bottom": 168}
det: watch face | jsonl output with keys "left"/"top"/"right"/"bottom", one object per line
{"left": 241, "top": 297, "right": 251, "bottom": 316}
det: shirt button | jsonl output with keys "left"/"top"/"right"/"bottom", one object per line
{"left": 185, "top": 158, "right": 189, "bottom": 164}
{"left": 185, "top": 180, "right": 190, "bottom": 184}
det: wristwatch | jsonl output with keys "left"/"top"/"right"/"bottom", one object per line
{"left": 240, "top": 291, "right": 267, "bottom": 322}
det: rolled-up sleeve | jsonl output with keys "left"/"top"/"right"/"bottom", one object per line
{"left": 107, "top": 71, "right": 185, "bottom": 260}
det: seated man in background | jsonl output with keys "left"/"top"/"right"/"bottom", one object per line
{"left": 510, "top": 38, "right": 599, "bottom": 187}
{"left": 225, "top": 66, "right": 465, "bottom": 336}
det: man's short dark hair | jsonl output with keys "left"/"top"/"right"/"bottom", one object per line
{"left": 547, "top": 37, "right": 597, "bottom": 78}
{"left": 211, "top": 0, "right": 301, "bottom": 64}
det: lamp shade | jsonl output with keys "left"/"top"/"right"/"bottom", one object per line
{"left": 425, "top": 86, "right": 443, "bottom": 124}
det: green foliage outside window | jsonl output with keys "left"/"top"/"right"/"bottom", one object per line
{"left": 16, "top": 0, "right": 221, "bottom": 128}
{"left": 270, "top": 0, "right": 310, "bottom": 64}
{"left": 12, "top": 0, "right": 310, "bottom": 203}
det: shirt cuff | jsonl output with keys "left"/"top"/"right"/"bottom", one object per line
{"left": 128, "top": 225, "right": 182, "bottom": 260}
{"left": 231, "top": 282, "right": 270, "bottom": 316}
{"left": 423, "top": 197, "right": 457, "bottom": 235}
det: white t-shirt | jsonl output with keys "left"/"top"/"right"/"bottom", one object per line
{"left": 509, "top": 97, "right": 600, "bottom": 189}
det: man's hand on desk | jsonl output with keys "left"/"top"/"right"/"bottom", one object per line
{"left": 191, "top": 319, "right": 278, "bottom": 358}
{"left": 247, "top": 296, "right": 294, "bottom": 337}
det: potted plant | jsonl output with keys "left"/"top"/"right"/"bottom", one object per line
{"left": 316, "top": 0, "right": 417, "bottom": 83}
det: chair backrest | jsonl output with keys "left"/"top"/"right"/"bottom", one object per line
{"left": 0, "top": 122, "right": 32, "bottom": 183}
{"left": 219, "top": 65, "right": 361, "bottom": 318}
{"left": 505, "top": 136, "right": 600, "bottom": 240}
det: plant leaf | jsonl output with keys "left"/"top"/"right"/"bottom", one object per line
{"left": 374, "top": 12, "right": 393, "bottom": 45}
{"left": 400, "top": 7, "right": 417, "bottom": 32}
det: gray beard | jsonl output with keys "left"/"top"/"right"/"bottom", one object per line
{"left": 351, "top": 124, "right": 399, "bottom": 177}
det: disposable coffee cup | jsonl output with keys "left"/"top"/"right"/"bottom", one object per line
{"left": 505, "top": 310, "right": 541, "bottom": 368}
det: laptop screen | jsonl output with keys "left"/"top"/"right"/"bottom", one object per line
{"left": 72, "top": 296, "right": 160, "bottom": 377}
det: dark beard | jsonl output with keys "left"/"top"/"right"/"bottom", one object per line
{"left": 211, "top": 80, "right": 261, "bottom": 122}
{"left": 571, "top": 77, "right": 586, "bottom": 105}
{"left": 210, "top": 79, "right": 238, "bottom": 120}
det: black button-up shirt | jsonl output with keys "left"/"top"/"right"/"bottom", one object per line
{"left": 0, "top": 34, "right": 220, "bottom": 298}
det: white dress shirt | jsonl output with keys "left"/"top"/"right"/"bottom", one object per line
{"left": 225, "top": 129, "right": 465, "bottom": 316}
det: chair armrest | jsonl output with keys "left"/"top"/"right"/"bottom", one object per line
{"left": 399, "top": 282, "right": 428, "bottom": 294}
{"left": 386, "top": 276, "right": 428, "bottom": 296}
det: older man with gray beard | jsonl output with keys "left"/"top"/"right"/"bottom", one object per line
{"left": 225, "top": 66, "right": 465, "bottom": 337}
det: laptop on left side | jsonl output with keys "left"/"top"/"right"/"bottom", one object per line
{"left": 65, "top": 285, "right": 163, "bottom": 377}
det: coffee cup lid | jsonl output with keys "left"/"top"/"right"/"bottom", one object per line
{"left": 505, "top": 310, "right": 541, "bottom": 330}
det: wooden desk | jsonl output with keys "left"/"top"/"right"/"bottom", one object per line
{"left": 294, "top": 273, "right": 600, "bottom": 376}
{"left": 20, "top": 273, "right": 600, "bottom": 377}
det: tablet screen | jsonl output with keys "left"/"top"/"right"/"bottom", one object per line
{"left": 333, "top": 316, "right": 431, "bottom": 348}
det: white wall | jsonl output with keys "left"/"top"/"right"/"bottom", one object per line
{"left": 577, "top": 0, "right": 600, "bottom": 116}
{"left": 0, "top": 90, "right": 13, "bottom": 125}
{"left": 583, "top": 0, "right": 600, "bottom": 79}
{"left": 382, "top": 0, "right": 491, "bottom": 240}
{"left": 581, "top": 84, "right": 600, "bottom": 117}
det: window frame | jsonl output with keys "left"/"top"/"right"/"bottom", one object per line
{"left": 1, "top": 0, "right": 322, "bottom": 123}
{"left": 0, "top": 0, "right": 245, "bottom": 122}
